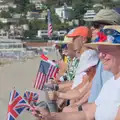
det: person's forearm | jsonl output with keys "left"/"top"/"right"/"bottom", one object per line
{"left": 75, "top": 91, "right": 90, "bottom": 105}
{"left": 58, "top": 82, "right": 91, "bottom": 100}
{"left": 58, "top": 81, "right": 72, "bottom": 91}
{"left": 58, "top": 89, "right": 80, "bottom": 100}
{"left": 48, "top": 111, "right": 87, "bottom": 120}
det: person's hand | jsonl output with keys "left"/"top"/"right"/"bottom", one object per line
{"left": 30, "top": 106, "right": 49, "bottom": 119}
{"left": 57, "top": 99, "right": 65, "bottom": 110}
{"left": 48, "top": 91, "right": 58, "bottom": 100}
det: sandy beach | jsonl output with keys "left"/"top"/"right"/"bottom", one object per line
{"left": 0, "top": 57, "right": 46, "bottom": 120}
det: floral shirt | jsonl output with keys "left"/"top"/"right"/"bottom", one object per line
{"left": 63, "top": 57, "right": 79, "bottom": 81}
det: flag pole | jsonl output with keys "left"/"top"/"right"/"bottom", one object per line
{"left": 47, "top": 9, "right": 53, "bottom": 46}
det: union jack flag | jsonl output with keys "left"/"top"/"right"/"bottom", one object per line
{"left": 7, "top": 90, "right": 30, "bottom": 120}
{"left": 48, "top": 9, "right": 53, "bottom": 38}
{"left": 24, "top": 91, "right": 39, "bottom": 105}
{"left": 34, "top": 60, "right": 59, "bottom": 90}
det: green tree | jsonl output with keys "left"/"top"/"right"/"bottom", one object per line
{"left": 100, "top": 0, "right": 113, "bottom": 8}
{"left": 26, "top": 3, "right": 36, "bottom": 11}
{"left": 52, "top": 14, "right": 61, "bottom": 25}
{"left": 8, "top": 7, "right": 16, "bottom": 13}
{"left": 19, "top": 16, "right": 28, "bottom": 25}
{"left": 25, "top": 20, "right": 47, "bottom": 38}
{"left": 14, "top": 0, "right": 30, "bottom": 13}
{"left": 0, "top": 22, "right": 4, "bottom": 29}
{"left": 0, "top": 11, "right": 12, "bottom": 18}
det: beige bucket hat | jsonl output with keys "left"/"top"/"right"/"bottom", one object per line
{"left": 93, "top": 9, "right": 120, "bottom": 25}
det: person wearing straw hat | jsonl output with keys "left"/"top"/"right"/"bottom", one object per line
{"left": 32, "top": 25, "right": 120, "bottom": 120}
{"left": 88, "top": 9, "right": 120, "bottom": 104}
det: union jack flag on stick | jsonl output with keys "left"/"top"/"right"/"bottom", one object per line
{"left": 34, "top": 55, "right": 59, "bottom": 90}
{"left": 7, "top": 89, "right": 30, "bottom": 120}
{"left": 24, "top": 91, "right": 39, "bottom": 105}
{"left": 48, "top": 9, "right": 53, "bottom": 38}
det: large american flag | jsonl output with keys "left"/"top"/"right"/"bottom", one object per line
{"left": 48, "top": 9, "right": 53, "bottom": 38}
{"left": 24, "top": 91, "right": 39, "bottom": 105}
{"left": 7, "top": 90, "right": 30, "bottom": 120}
{"left": 34, "top": 60, "right": 59, "bottom": 90}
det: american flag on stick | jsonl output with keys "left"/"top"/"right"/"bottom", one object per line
{"left": 34, "top": 55, "right": 59, "bottom": 90}
{"left": 48, "top": 9, "right": 53, "bottom": 38}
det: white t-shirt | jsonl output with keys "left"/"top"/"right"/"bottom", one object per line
{"left": 71, "top": 72, "right": 86, "bottom": 89}
{"left": 95, "top": 77, "right": 120, "bottom": 120}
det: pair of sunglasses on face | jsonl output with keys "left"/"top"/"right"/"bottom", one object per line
{"left": 92, "top": 22, "right": 110, "bottom": 29}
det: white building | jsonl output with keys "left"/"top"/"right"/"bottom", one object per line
{"left": 0, "top": 18, "right": 19, "bottom": 23}
{"left": 37, "top": 30, "right": 48, "bottom": 38}
{"left": 26, "top": 11, "right": 47, "bottom": 20}
{"left": 0, "top": 4, "right": 9, "bottom": 12}
{"left": 7, "top": 2, "right": 17, "bottom": 9}
{"left": 83, "top": 10, "right": 96, "bottom": 21}
{"left": 37, "top": 30, "right": 67, "bottom": 38}
{"left": 29, "top": 0, "right": 47, "bottom": 4}
{"left": 0, "top": 3, "right": 17, "bottom": 12}
{"left": 0, "top": 29, "right": 8, "bottom": 38}
{"left": 55, "top": 4, "right": 73, "bottom": 22}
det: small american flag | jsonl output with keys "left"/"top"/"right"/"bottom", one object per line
{"left": 34, "top": 60, "right": 59, "bottom": 90}
{"left": 24, "top": 91, "right": 39, "bottom": 104}
{"left": 7, "top": 90, "right": 30, "bottom": 120}
{"left": 48, "top": 9, "right": 53, "bottom": 38}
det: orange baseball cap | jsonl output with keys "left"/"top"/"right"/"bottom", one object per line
{"left": 67, "top": 26, "right": 91, "bottom": 38}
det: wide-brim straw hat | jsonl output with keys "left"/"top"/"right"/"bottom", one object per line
{"left": 85, "top": 25, "right": 120, "bottom": 48}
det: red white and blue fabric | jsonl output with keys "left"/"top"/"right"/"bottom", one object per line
{"left": 7, "top": 90, "right": 30, "bottom": 120}
{"left": 94, "top": 28, "right": 120, "bottom": 44}
{"left": 24, "top": 91, "right": 39, "bottom": 104}
{"left": 48, "top": 9, "right": 53, "bottom": 38}
{"left": 34, "top": 55, "right": 59, "bottom": 90}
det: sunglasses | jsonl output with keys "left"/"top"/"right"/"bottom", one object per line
{"left": 92, "top": 22, "right": 110, "bottom": 29}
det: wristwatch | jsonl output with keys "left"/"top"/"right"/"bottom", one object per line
{"left": 78, "top": 105, "right": 83, "bottom": 111}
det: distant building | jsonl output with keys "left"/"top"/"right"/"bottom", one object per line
{"left": 0, "top": 2, "right": 16, "bottom": 12}
{"left": 55, "top": 4, "right": 73, "bottom": 22}
{"left": 7, "top": 2, "right": 17, "bottom": 9}
{"left": 37, "top": 30, "right": 67, "bottom": 39}
{"left": 29, "top": 0, "right": 47, "bottom": 4}
{"left": 0, "top": 29, "right": 8, "bottom": 38}
{"left": 0, "top": 4, "right": 9, "bottom": 12}
{"left": 83, "top": 10, "right": 96, "bottom": 21}
{"left": 26, "top": 11, "right": 47, "bottom": 20}
{"left": 0, "top": 18, "right": 19, "bottom": 24}
{"left": 12, "top": 14, "right": 21, "bottom": 19}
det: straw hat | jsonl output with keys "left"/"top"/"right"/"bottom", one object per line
{"left": 62, "top": 29, "right": 75, "bottom": 44}
{"left": 85, "top": 25, "right": 120, "bottom": 48}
